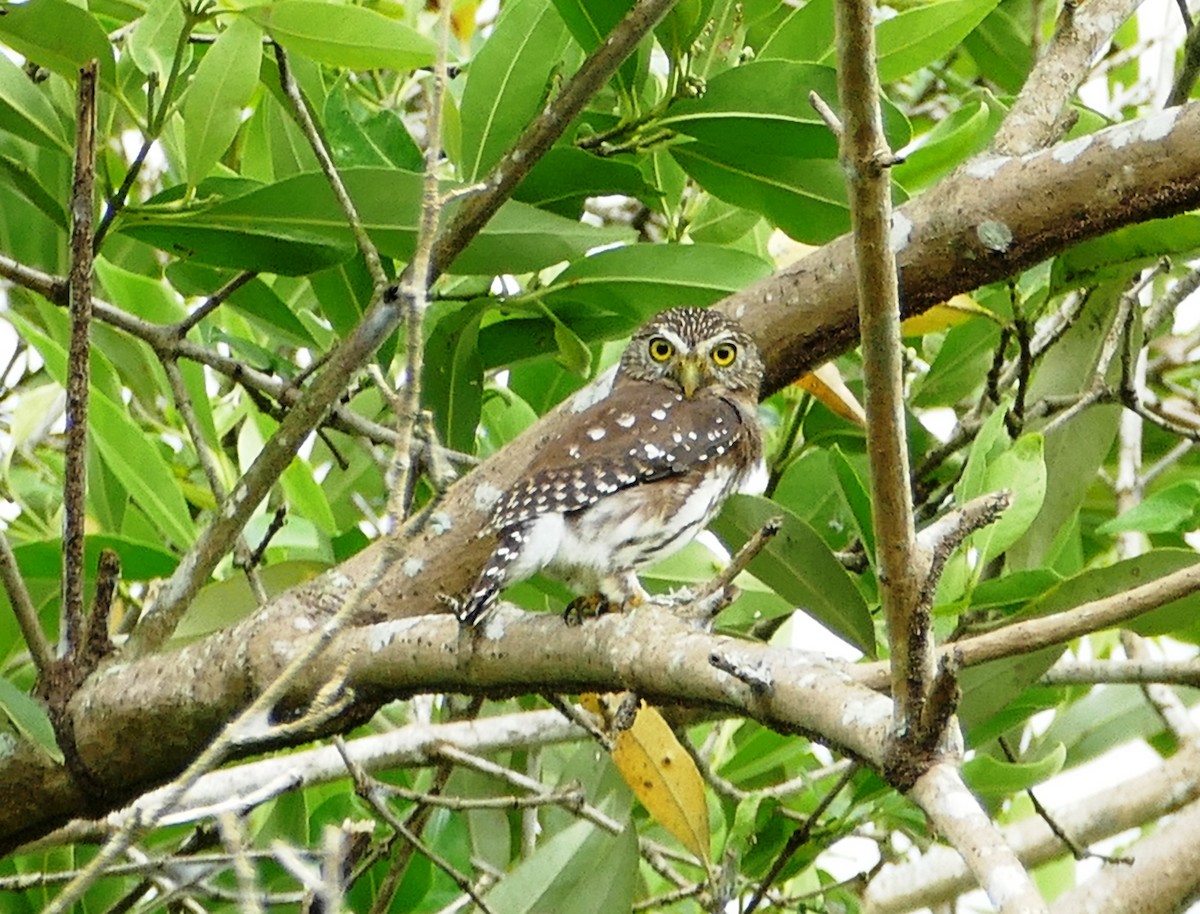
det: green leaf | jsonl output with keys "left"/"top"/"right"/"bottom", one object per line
{"left": 710, "top": 494, "right": 875, "bottom": 654}
{"left": 662, "top": 61, "right": 910, "bottom": 157}
{"left": 244, "top": 1, "right": 437, "bottom": 71}
{"left": 0, "top": 0, "right": 116, "bottom": 88}
{"left": 893, "top": 94, "right": 1006, "bottom": 193}
{"left": 0, "top": 154, "right": 68, "bottom": 230}
{"left": 118, "top": 168, "right": 633, "bottom": 275}
{"left": 1052, "top": 214, "right": 1200, "bottom": 292}
{"left": 251, "top": 413, "right": 337, "bottom": 534}
{"left": 829, "top": 445, "right": 875, "bottom": 559}
{"left": 1100, "top": 481, "right": 1200, "bottom": 535}
{"left": 183, "top": 17, "right": 263, "bottom": 189}
{"left": 128, "top": 0, "right": 192, "bottom": 83}
{"left": 460, "top": 0, "right": 570, "bottom": 182}
{"left": 514, "top": 148, "right": 658, "bottom": 218}
{"left": 11, "top": 315, "right": 196, "bottom": 549}
{"left": 324, "top": 90, "right": 423, "bottom": 171}
{"left": 968, "top": 433, "right": 1047, "bottom": 568}
{"left": 962, "top": 2, "right": 1034, "bottom": 95}
{"left": 876, "top": 0, "right": 1003, "bottom": 83}
{"left": 752, "top": 0, "right": 835, "bottom": 63}
{"left": 962, "top": 743, "right": 1065, "bottom": 800}
{"left": 538, "top": 243, "right": 773, "bottom": 317}
{"left": 551, "top": 0, "right": 640, "bottom": 98}
{"left": 656, "top": 0, "right": 715, "bottom": 59}
{"left": 11, "top": 535, "right": 179, "bottom": 582}
{"left": 423, "top": 300, "right": 485, "bottom": 454}
{"left": 0, "top": 53, "right": 70, "bottom": 153}
{"left": 672, "top": 141, "right": 852, "bottom": 244}
{"left": 483, "top": 818, "right": 637, "bottom": 914}
{"left": 0, "top": 677, "right": 62, "bottom": 764}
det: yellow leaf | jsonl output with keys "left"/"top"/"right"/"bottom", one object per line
{"left": 901, "top": 294, "right": 999, "bottom": 337}
{"left": 611, "top": 702, "right": 710, "bottom": 862}
{"left": 794, "top": 362, "right": 866, "bottom": 427}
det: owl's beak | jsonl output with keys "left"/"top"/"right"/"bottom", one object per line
{"left": 678, "top": 355, "right": 706, "bottom": 398}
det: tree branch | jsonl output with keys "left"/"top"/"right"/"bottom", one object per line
{"left": 61, "top": 60, "right": 98, "bottom": 661}
{"left": 990, "top": 0, "right": 1145, "bottom": 154}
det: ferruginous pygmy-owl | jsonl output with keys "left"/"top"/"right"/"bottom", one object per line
{"left": 458, "top": 307, "right": 766, "bottom": 624}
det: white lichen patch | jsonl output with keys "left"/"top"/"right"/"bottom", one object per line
{"left": 402, "top": 557, "right": 425, "bottom": 577}
{"left": 985, "top": 864, "right": 1032, "bottom": 906}
{"left": 1051, "top": 135, "right": 1092, "bottom": 164}
{"left": 368, "top": 617, "right": 424, "bottom": 652}
{"left": 890, "top": 212, "right": 914, "bottom": 253}
{"left": 474, "top": 481, "right": 504, "bottom": 512}
{"left": 1110, "top": 106, "right": 1179, "bottom": 149}
{"left": 429, "top": 511, "right": 453, "bottom": 535}
{"left": 964, "top": 155, "right": 1006, "bottom": 179}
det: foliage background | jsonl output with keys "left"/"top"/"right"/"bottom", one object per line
{"left": 2, "top": 0, "right": 1200, "bottom": 911}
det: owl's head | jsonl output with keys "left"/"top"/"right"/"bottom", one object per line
{"left": 616, "top": 308, "right": 764, "bottom": 399}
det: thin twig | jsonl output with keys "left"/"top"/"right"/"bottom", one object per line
{"left": 275, "top": 45, "right": 386, "bottom": 295}
{"left": 175, "top": 271, "right": 258, "bottom": 337}
{"left": 61, "top": 60, "right": 99, "bottom": 659}
{"left": 688, "top": 515, "right": 782, "bottom": 618}
{"left": 163, "top": 358, "right": 268, "bottom": 605}
{"left": 997, "top": 736, "right": 1133, "bottom": 865}
{"left": 0, "top": 529, "right": 54, "bottom": 676}
{"left": 386, "top": 0, "right": 452, "bottom": 521}
{"left": 434, "top": 745, "right": 624, "bottom": 835}
{"left": 743, "top": 763, "right": 860, "bottom": 914}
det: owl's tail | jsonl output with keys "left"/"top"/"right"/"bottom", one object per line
{"left": 457, "top": 527, "right": 523, "bottom": 625}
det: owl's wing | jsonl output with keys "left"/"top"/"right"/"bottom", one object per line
{"left": 488, "top": 384, "right": 756, "bottom": 532}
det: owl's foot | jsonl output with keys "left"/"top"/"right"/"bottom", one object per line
{"left": 563, "top": 593, "right": 612, "bottom": 625}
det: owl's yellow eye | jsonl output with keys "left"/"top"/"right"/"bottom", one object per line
{"left": 711, "top": 342, "right": 737, "bottom": 367}
{"left": 648, "top": 337, "right": 675, "bottom": 362}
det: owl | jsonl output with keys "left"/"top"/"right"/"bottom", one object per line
{"left": 458, "top": 307, "right": 767, "bottom": 624}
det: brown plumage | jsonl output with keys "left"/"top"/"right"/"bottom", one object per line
{"left": 459, "top": 307, "right": 766, "bottom": 624}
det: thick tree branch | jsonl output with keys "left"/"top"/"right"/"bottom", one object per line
{"left": 990, "top": 0, "right": 1146, "bottom": 154}
{"left": 7, "top": 100, "right": 1200, "bottom": 859}
{"left": 866, "top": 742, "right": 1200, "bottom": 912}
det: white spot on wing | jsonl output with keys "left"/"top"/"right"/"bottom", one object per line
{"left": 587, "top": 427, "right": 606, "bottom": 441}
{"left": 616, "top": 413, "right": 636, "bottom": 428}
{"left": 651, "top": 408, "right": 668, "bottom": 421}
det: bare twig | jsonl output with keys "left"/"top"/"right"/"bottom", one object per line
{"left": 386, "top": 0, "right": 451, "bottom": 521}
{"left": 162, "top": 358, "right": 268, "bottom": 605}
{"left": 434, "top": 745, "right": 624, "bottom": 835}
{"left": 1168, "top": 19, "right": 1200, "bottom": 107}
{"left": 743, "top": 763, "right": 859, "bottom": 914}
{"left": 1041, "top": 656, "right": 1200, "bottom": 686}
{"left": 61, "top": 60, "right": 99, "bottom": 659}
{"left": 856, "top": 561, "right": 1200, "bottom": 690}
{"left": 275, "top": 45, "right": 386, "bottom": 295}
{"left": 175, "top": 271, "right": 258, "bottom": 337}
{"left": 688, "top": 515, "right": 782, "bottom": 618}
{"left": 834, "top": 0, "right": 932, "bottom": 757}
{"left": 0, "top": 529, "right": 54, "bottom": 675}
